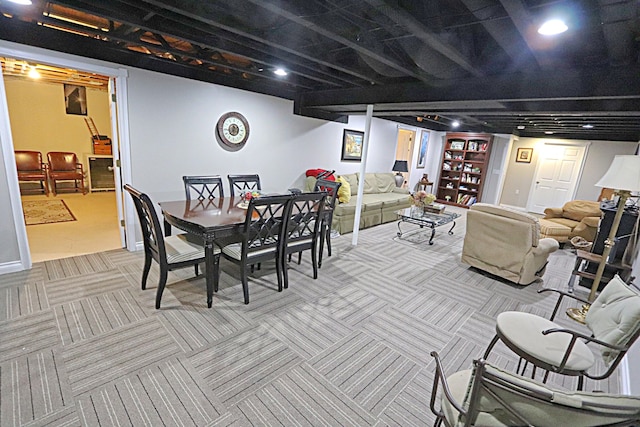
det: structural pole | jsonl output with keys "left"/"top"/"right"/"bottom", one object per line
{"left": 351, "top": 104, "right": 373, "bottom": 246}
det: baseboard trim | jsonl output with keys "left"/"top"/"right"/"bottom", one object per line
{"left": 0, "top": 260, "right": 28, "bottom": 275}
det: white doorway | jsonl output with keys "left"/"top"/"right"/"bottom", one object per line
{"left": 395, "top": 128, "right": 416, "bottom": 187}
{"left": 527, "top": 142, "right": 589, "bottom": 214}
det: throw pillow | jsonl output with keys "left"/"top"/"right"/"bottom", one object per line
{"left": 337, "top": 176, "right": 351, "bottom": 203}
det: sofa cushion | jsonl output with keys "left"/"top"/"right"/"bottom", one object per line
{"left": 334, "top": 201, "right": 357, "bottom": 216}
{"left": 375, "top": 192, "right": 410, "bottom": 208}
{"left": 375, "top": 173, "right": 396, "bottom": 193}
{"left": 563, "top": 200, "right": 601, "bottom": 221}
{"left": 362, "top": 173, "right": 378, "bottom": 194}
{"left": 341, "top": 173, "right": 358, "bottom": 196}
{"left": 545, "top": 217, "right": 580, "bottom": 229}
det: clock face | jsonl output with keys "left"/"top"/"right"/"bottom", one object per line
{"left": 217, "top": 112, "right": 250, "bottom": 148}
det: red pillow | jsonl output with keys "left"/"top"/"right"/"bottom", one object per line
{"left": 305, "top": 169, "right": 336, "bottom": 181}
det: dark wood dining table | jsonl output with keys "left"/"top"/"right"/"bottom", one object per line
{"left": 158, "top": 196, "right": 252, "bottom": 307}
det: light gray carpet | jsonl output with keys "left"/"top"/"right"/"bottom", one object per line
{"left": 0, "top": 208, "right": 620, "bottom": 426}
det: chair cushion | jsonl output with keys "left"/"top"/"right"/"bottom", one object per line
{"left": 222, "top": 242, "right": 276, "bottom": 260}
{"left": 586, "top": 275, "right": 640, "bottom": 364}
{"left": 165, "top": 234, "right": 209, "bottom": 264}
{"left": 496, "top": 311, "right": 594, "bottom": 372}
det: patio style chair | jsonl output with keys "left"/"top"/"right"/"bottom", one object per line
{"left": 282, "top": 192, "right": 326, "bottom": 287}
{"left": 47, "top": 151, "right": 85, "bottom": 196}
{"left": 183, "top": 175, "right": 224, "bottom": 200}
{"left": 429, "top": 351, "right": 640, "bottom": 427}
{"left": 483, "top": 274, "right": 640, "bottom": 390}
{"left": 15, "top": 150, "right": 49, "bottom": 195}
{"left": 228, "top": 174, "right": 261, "bottom": 197}
{"left": 124, "top": 184, "right": 218, "bottom": 309}
{"left": 220, "top": 194, "right": 293, "bottom": 304}
{"left": 313, "top": 178, "right": 341, "bottom": 267}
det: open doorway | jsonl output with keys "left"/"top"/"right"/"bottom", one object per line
{"left": 395, "top": 128, "right": 416, "bottom": 188}
{"left": 2, "top": 57, "right": 123, "bottom": 262}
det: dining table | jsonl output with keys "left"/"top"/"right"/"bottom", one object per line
{"left": 159, "top": 196, "right": 254, "bottom": 307}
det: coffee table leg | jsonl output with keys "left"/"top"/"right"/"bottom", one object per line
{"left": 429, "top": 226, "right": 436, "bottom": 245}
{"left": 448, "top": 221, "right": 456, "bottom": 235}
{"left": 397, "top": 220, "right": 404, "bottom": 237}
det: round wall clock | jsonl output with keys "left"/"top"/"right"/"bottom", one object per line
{"left": 216, "top": 111, "right": 250, "bottom": 148}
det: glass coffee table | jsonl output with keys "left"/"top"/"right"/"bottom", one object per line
{"left": 396, "top": 207, "right": 461, "bottom": 245}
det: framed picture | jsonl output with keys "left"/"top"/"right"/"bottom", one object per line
{"left": 64, "top": 84, "right": 87, "bottom": 115}
{"left": 516, "top": 147, "right": 533, "bottom": 163}
{"left": 341, "top": 129, "right": 364, "bottom": 161}
{"left": 416, "top": 130, "right": 430, "bottom": 168}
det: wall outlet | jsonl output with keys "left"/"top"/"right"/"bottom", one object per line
{"left": 515, "top": 189, "right": 520, "bottom": 194}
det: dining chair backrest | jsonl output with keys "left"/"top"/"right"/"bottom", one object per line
{"left": 314, "top": 178, "right": 341, "bottom": 211}
{"left": 47, "top": 151, "right": 81, "bottom": 172}
{"left": 285, "top": 192, "right": 326, "bottom": 246}
{"left": 241, "top": 194, "right": 293, "bottom": 260}
{"left": 183, "top": 175, "right": 224, "bottom": 201}
{"left": 228, "top": 174, "right": 261, "bottom": 197}
{"left": 124, "top": 184, "right": 167, "bottom": 264}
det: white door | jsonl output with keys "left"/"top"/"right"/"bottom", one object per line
{"left": 395, "top": 128, "right": 415, "bottom": 187}
{"left": 527, "top": 144, "right": 587, "bottom": 214}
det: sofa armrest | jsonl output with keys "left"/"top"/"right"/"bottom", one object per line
{"left": 580, "top": 216, "right": 601, "bottom": 228}
{"left": 533, "top": 238, "right": 560, "bottom": 255}
{"left": 543, "top": 207, "right": 563, "bottom": 218}
{"left": 392, "top": 187, "right": 410, "bottom": 194}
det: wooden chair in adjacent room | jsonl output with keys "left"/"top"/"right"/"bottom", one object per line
{"left": 220, "top": 194, "right": 293, "bottom": 304}
{"left": 227, "top": 174, "right": 261, "bottom": 197}
{"left": 47, "top": 151, "right": 86, "bottom": 196}
{"left": 183, "top": 175, "right": 224, "bottom": 200}
{"left": 14, "top": 150, "right": 49, "bottom": 195}
{"left": 124, "top": 184, "right": 218, "bottom": 309}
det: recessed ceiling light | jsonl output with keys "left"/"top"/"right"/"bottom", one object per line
{"left": 274, "top": 68, "right": 287, "bottom": 76}
{"left": 545, "top": 131, "right": 554, "bottom": 134}
{"left": 7, "top": 0, "right": 32, "bottom": 4}
{"left": 538, "top": 19, "right": 568, "bottom": 35}
{"left": 582, "top": 124, "right": 594, "bottom": 129}
{"left": 451, "top": 120, "right": 460, "bottom": 128}
{"left": 517, "top": 125, "right": 525, "bottom": 130}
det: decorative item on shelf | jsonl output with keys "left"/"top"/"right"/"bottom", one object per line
{"left": 409, "top": 190, "right": 436, "bottom": 208}
{"left": 566, "top": 155, "right": 640, "bottom": 323}
{"left": 392, "top": 160, "right": 409, "bottom": 187}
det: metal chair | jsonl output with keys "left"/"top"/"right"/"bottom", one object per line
{"left": 313, "top": 178, "right": 341, "bottom": 267}
{"left": 15, "top": 150, "right": 49, "bottom": 195}
{"left": 124, "top": 184, "right": 219, "bottom": 309}
{"left": 183, "top": 175, "right": 224, "bottom": 201}
{"left": 483, "top": 275, "right": 640, "bottom": 390}
{"left": 282, "top": 192, "right": 326, "bottom": 287}
{"left": 47, "top": 151, "right": 85, "bottom": 196}
{"left": 220, "top": 194, "right": 293, "bottom": 304}
{"left": 429, "top": 351, "right": 640, "bottom": 427}
{"left": 227, "top": 174, "right": 261, "bottom": 197}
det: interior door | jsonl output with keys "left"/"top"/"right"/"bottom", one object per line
{"left": 395, "top": 128, "right": 415, "bottom": 187}
{"left": 527, "top": 143, "right": 587, "bottom": 214}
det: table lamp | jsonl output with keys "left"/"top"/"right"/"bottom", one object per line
{"left": 567, "top": 155, "right": 640, "bottom": 323}
{"left": 392, "top": 160, "right": 409, "bottom": 187}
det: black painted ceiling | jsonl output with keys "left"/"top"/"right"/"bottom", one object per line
{"left": 1, "top": 0, "right": 639, "bottom": 141}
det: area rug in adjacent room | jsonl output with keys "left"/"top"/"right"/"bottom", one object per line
{"left": 22, "top": 199, "right": 76, "bottom": 225}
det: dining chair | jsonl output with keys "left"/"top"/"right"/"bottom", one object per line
{"left": 183, "top": 175, "right": 224, "bottom": 200}
{"left": 124, "top": 184, "right": 219, "bottom": 309}
{"left": 282, "top": 192, "right": 326, "bottom": 287}
{"left": 15, "top": 150, "right": 49, "bottom": 195}
{"left": 227, "top": 174, "right": 261, "bottom": 197}
{"left": 483, "top": 274, "right": 640, "bottom": 390}
{"left": 220, "top": 194, "right": 293, "bottom": 304}
{"left": 429, "top": 351, "right": 640, "bottom": 427}
{"left": 313, "top": 178, "right": 341, "bottom": 268}
{"left": 47, "top": 151, "right": 85, "bottom": 196}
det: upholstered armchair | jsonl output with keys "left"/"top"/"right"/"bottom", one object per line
{"left": 542, "top": 200, "right": 601, "bottom": 242}
{"left": 461, "top": 203, "right": 559, "bottom": 285}
{"left": 15, "top": 150, "right": 49, "bottom": 195}
{"left": 47, "top": 151, "right": 85, "bottom": 196}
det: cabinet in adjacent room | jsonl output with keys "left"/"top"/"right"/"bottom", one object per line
{"left": 436, "top": 132, "right": 493, "bottom": 208}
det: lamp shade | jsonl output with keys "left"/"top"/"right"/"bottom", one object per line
{"left": 392, "top": 160, "right": 409, "bottom": 173}
{"left": 595, "top": 155, "right": 640, "bottom": 192}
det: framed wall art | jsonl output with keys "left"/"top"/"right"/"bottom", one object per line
{"left": 341, "top": 129, "right": 364, "bottom": 161}
{"left": 516, "top": 147, "right": 533, "bottom": 163}
{"left": 416, "top": 130, "right": 430, "bottom": 168}
{"left": 64, "top": 84, "right": 87, "bottom": 115}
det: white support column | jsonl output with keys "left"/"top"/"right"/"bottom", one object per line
{"left": 351, "top": 104, "right": 374, "bottom": 246}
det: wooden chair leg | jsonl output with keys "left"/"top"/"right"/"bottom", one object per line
{"left": 156, "top": 268, "right": 168, "bottom": 309}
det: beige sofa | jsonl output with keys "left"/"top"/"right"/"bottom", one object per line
{"left": 305, "top": 172, "right": 411, "bottom": 234}
{"left": 461, "top": 203, "right": 560, "bottom": 285}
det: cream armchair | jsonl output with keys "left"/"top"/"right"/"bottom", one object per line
{"left": 543, "top": 200, "right": 601, "bottom": 242}
{"left": 461, "top": 203, "right": 559, "bottom": 285}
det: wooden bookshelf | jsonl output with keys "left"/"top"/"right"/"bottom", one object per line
{"left": 436, "top": 132, "right": 493, "bottom": 208}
